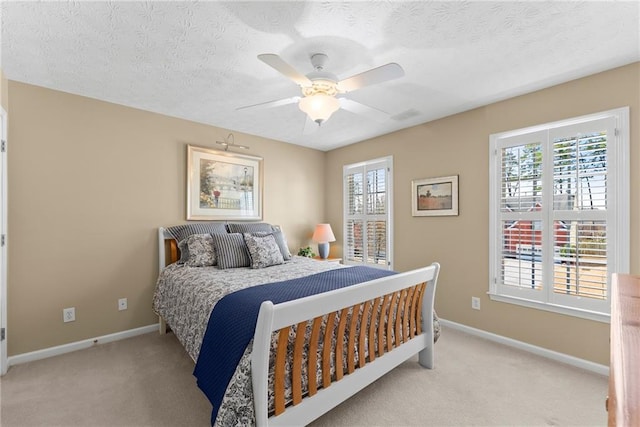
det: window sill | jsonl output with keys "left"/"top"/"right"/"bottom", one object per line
{"left": 488, "top": 293, "right": 610, "bottom": 323}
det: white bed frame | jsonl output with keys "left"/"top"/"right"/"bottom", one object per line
{"left": 157, "top": 227, "right": 439, "bottom": 426}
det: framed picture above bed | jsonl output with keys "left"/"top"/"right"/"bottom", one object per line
{"left": 187, "top": 144, "right": 263, "bottom": 221}
{"left": 411, "top": 175, "right": 459, "bottom": 216}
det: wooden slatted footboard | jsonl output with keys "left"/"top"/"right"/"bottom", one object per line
{"left": 252, "top": 262, "right": 440, "bottom": 427}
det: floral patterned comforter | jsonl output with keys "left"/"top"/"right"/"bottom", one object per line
{"left": 152, "top": 257, "right": 440, "bottom": 426}
{"left": 152, "top": 257, "right": 345, "bottom": 424}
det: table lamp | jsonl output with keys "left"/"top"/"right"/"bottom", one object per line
{"left": 312, "top": 223, "right": 336, "bottom": 259}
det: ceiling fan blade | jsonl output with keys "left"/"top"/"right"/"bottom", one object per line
{"left": 236, "top": 96, "right": 300, "bottom": 111}
{"left": 337, "top": 63, "right": 405, "bottom": 93}
{"left": 258, "top": 54, "right": 312, "bottom": 87}
{"left": 302, "top": 115, "right": 320, "bottom": 135}
{"left": 339, "top": 98, "right": 390, "bottom": 122}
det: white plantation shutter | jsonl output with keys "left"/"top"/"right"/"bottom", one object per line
{"left": 344, "top": 157, "right": 392, "bottom": 269}
{"left": 489, "top": 108, "right": 629, "bottom": 320}
{"left": 499, "top": 138, "right": 545, "bottom": 300}
{"left": 345, "top": 219, "right": 364, "bottom": 262}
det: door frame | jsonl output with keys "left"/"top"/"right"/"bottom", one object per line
{"left": 1, "top": 106, "right": 7, "bottom": 375}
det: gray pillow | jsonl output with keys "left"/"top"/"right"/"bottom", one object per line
{"left": 166, "top": 222, "right": 228, "bottom": 244}
{"left": 226, "top": 222, "right": 273, "bottom": 234}
{"left": 243, "top": 233, "right": 284, "bottom": 269}
{"left": 253, "top": 230, "right": 291, "bottom": 260}
{"left": 211, "top": 233, "right": 251, "bottom": 269}
{"left": 177, "top": 238, "right": 190, "bottom": 264}
{"left": 183, "top": 234, "right": 216, "bottom": 267}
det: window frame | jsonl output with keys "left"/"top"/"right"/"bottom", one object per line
{"left": 488, "top": 107, "right": 629, "bottom": 323}
{"left": 343, "top": 156, "right": 393, "bottom": 270}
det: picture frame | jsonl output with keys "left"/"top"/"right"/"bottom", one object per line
{"left": 187, "top": 144, "right": 263, "bottom": 221}
{"left": 411, "top": 175, "right": 459, "bottom": 217}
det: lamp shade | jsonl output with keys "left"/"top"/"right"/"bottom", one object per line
{"left": 312, "top": 223, "right": 336, "bottom": 243}
{"left": 298, "top": 94, "right": 340, "bottom": 124}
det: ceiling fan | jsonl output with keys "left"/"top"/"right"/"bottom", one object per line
{"left": 238, "top": 53, "right": 405, "bottom": 129}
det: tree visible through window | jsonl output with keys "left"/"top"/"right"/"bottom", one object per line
{"left": 489, "top": 108, "right": 629, "bottom": 320}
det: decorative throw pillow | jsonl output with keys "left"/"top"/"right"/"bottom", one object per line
{"left": 253, "top": 230, "right": 292, "bottom": 260}
{"left": 211, "top": 233, "right": 251, "bottom": 269}
{"left": 183, "top": 234, "right": 216, "bottom": 267}
{"left": 243, "top": 233, "right": 284, "bottom": 269}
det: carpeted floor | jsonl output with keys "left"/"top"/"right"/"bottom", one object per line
{"left": 0, "top": 326, "right": 608, "bottom": 426}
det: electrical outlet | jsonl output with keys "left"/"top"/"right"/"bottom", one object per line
{"left": 118, "top": 298, "right": 128, "bottom": 311}
{"left": 63, "top": 307, "right": 76, "bottom": 322}
{"left": 471, "top": 297, "right": 481, "bottom": 310}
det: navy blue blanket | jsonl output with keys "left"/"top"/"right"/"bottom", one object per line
{"left": 193, "top": 266, "right": 396, "bottom": 424}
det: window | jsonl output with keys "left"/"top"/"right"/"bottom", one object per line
{"left": 489, "top": 108, "right": 629, "bottom": 321}
{"left": 343, "top": 156, "right": 393, "bottom": 269}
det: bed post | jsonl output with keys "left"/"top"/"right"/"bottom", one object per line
{"left": 252, "top": 301, "right": 276, "bottom": 427}
{"left": 159, "top": 317, "right": 169, "bottom": 335}
{"left": 418, "top": 262, "right": 440, "bottom": 369}
{"left": 158, "top": 227, "right": 168, "bottom": 274}
{"left": 158, "top": 227, "right": 169, "bottom": 334}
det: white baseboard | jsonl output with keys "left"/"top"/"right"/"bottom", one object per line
{"left": 7, "top": 320, "right": 608, "bottom": 377}
{"left": 439, "top": 319, "right": 609, "bottom": 377}
{"left": 7, "top": 324, "right": 159, "bottom": 367}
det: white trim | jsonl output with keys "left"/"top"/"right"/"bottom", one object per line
{"left": 0, "top": 107, "right": 7, "bottom": 376}
{"left": 489, "top": 106, "right": 630, "bottom": 318}
{"left": 343, "top": 155, "right": 393, "bottom": 270}
{"left": 439, "top": 319, "right": 608, "bottom": 376}
{"left": 613, "top": 107, "right": 630, "bottom": 274}
{"left": 7, "top": 324, "right": 159, "bottom": 367}
{"left": 488, "top": 292, "right": 610, "bottom": 323}
{"left": 386, "top": 157, "right": 394, "bottom": 270}
{"left": 490, "top": 107, "right": 629, "bottom": 139}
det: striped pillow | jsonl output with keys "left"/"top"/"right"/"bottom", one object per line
{"left": 166, "top": 222, "right": 228, "bottom": 244}
{"left": 226, "top": 222, "right": 274, "bottom": 234}
{"left": 211, "top": 233, "right": 251, "bottom": 269}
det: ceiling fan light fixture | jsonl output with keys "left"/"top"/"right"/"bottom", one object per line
{"left": 246, "top": 53, "right": 405, "bottom": 127}
{"left": 298, "top": 93, "right": 340, "bottom": 124}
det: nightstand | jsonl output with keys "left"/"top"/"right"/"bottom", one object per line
{"left": 312, "top": 257, "right": 342, "bottom": 264}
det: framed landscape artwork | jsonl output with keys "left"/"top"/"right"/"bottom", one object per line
{"left": 187, "top": 144, "right": 263, "bottom": 221}
{"left": 411, "top": 175, "right": 459, "bottom": 216}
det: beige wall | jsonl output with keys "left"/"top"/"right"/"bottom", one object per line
{"left": 7, "top": 63, "right": 638, "bottom": 362}
{"left": 7, "top": 82, "right": 326, "bottom": 355}
{"left": 326, "top": 62, "right": 640, "bottom": 365}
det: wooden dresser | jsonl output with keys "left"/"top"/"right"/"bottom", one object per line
{"left": 607, "top": 273, "right": 640, "bottom": 426}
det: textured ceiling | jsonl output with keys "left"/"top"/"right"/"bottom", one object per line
{"left": 1, "top": 1, "right": 639, "bottom": 151}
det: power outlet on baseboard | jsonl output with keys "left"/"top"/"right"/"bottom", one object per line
{"left": 471, "top": 297, "right": 481, "bottom": 310}
{"left": 118, "top": 298, "right": 128, "bottom": 311}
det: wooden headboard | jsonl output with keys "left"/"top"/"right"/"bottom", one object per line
{"left": 158, "top": 227, "right": 180, "bottom": 273}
